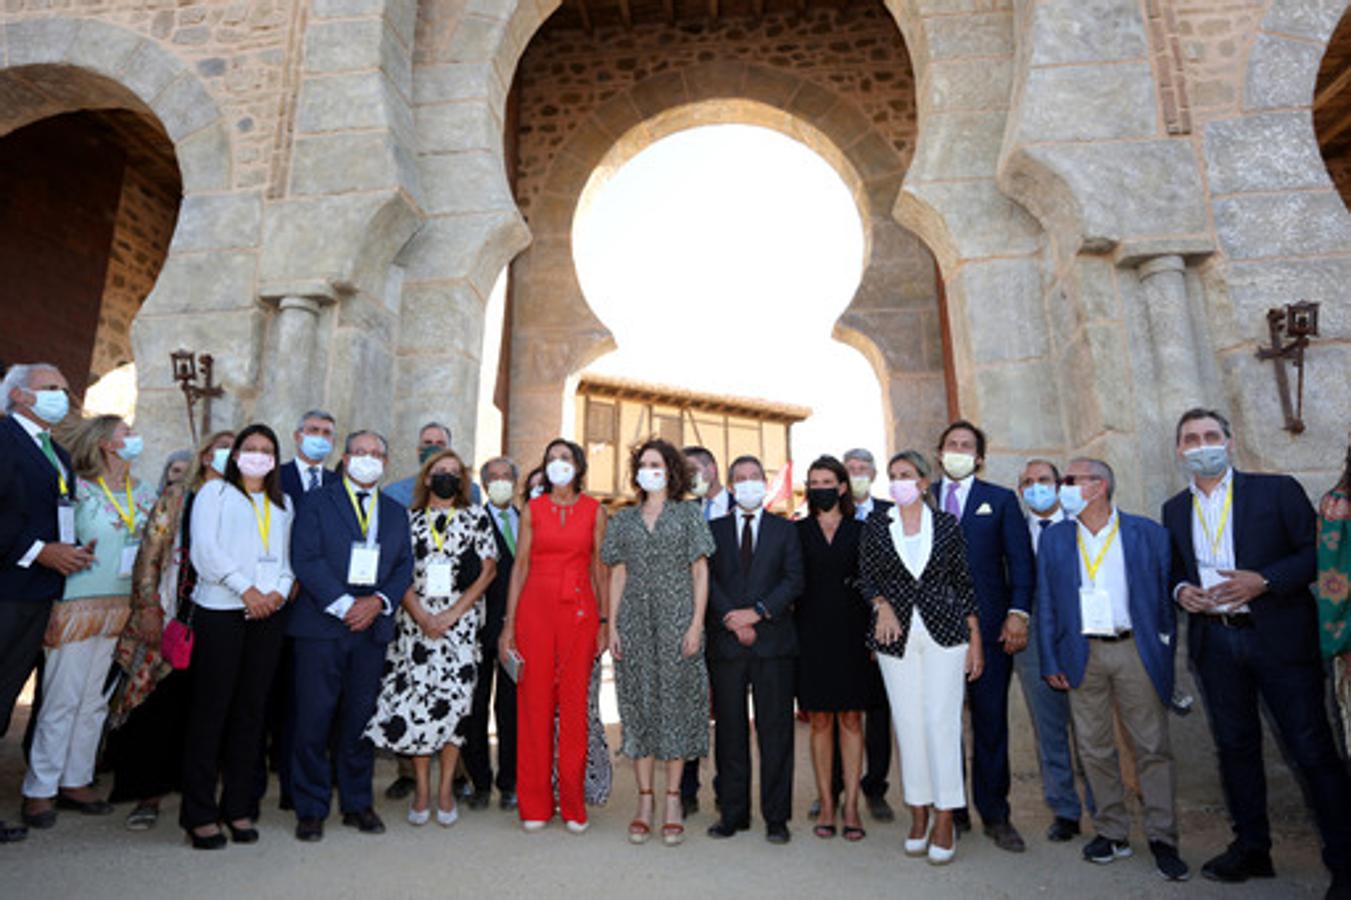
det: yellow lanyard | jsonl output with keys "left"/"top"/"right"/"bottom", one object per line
{"left": 249, "top": 494, "right": 272, "bottom": 550}
{"left": 344, "top": 479, "right": 375, "bottom": 539}
{"left": 97, "top": 476, "right": 137, "bottom": 533}
{"left": 1077, "top": 515, "right": 1120, "bottom": 585}
{"left": 1192, "top": 480, "right": 1233, "bottom": 561}
{"left": 427, "top": 508, "right": 455, "bottom": 554}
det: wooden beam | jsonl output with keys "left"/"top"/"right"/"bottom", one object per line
{"left": 1314, "top": 64, "right": 1351, "bottom": 113}
{"left": 1320, "top": 104, "right": 1351, "bottom": 148}
{"left": 794, "top": 0, "right": 807, "bottom": 15}
{"left": 708, "top": 0, "right": 718, "bottom": 19}
{"left": 574, "top": 0, "right": 593, "bottom": 34}
{"left": 618, "top": 0, "right": 632, "bottom": 28}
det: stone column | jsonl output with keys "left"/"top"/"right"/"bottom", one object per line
{"left": 1137, "top": 254, "right": 1205, "bottom": 415}
{"left": 257, "top": 282, "right": 337, "bottom": 433}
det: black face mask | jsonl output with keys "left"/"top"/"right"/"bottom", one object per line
{"left": 808, "top": 487, "right": 841, "bottom": 512}
{"left": 430, "top": 473, "right": 461, "bottom": 499}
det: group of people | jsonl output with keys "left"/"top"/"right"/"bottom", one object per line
{"left": 1, "top": 360, "right": 1350, "bottom": 898}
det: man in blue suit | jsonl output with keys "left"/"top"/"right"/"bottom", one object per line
{"left": 1038, "top": 457, "right": 1188, "bottom": 881}
{"left": 1163, "top": 408, "right": 1351, "bottom": 898}
{"left": 931, "top": 420, "right": 1034, "bottom": 851}
{"left": 288, "top": 430, "right": 413, "bottom": 842}
{"left": 279, "top": 409, "right": 339, "bottom": 507}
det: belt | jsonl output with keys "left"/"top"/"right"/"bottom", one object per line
{"left": 1087, "top": 630, "right": 1133, "bottom": 643}
{"left": 1209, "top": 612, "right": 1254, "bottom": 629}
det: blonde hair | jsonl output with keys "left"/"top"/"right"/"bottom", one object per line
{"left": 56, "top": 414, "right": 123, "bottom": 481}
{"left": 191, "top": 430, "right": 236, "bottom": 490}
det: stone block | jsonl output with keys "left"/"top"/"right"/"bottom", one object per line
{"left": 1220, "top": 346, "right": 1350, "bottom": 474}
{"left": 418, "top": 150, "right": 514, "bottom": 215}
{"left": 683, "top": 60, "right": 747, "bottom": 102}
{"left": 4, "top": 18, "right": 80, "bottom": 67}
{"left": 70, "top": 20, "right": 146, "bottom": 79}
{"left": 398, "top": 211, "right": 528, "bottom": 293}
{"left": 974, "top": 359, "right": 1065, "bottom": 451}
{"left": 397, "top": 280, "right": 485, "bottom": 356}
{"left": 387, "top": 0, "right": 419, "bottom": 48}
{"left": 140, "top": 250, "right": 258, "bottom": 316}
{"left": 154, "top": 74, "right": 222, "bottom": 142}
{"left": 962, "top": 258, "right": 1049, "bottom": 364}
{"left": 291, "top": 132, "right": 401, "bottom": 194}
{"left": 897, "top": 180, "right": 1044, "bottom": 268}
{"left": 629, "top": 70, "right": 687, "bottom": 119}
{"left": 304, "top": 19, "right": 385, "bottom": 74}
{"left": 312, "top": 0, "right": 386, "bottom": 18}
{"left": 1243, "top": 34, "right": 1322, "bottom": 111}
{"left": 445, "top": 15, "right": 508, "bottom": 65}
{"left": 176, "top": 125, "right": 232, "bottom": 193}
{"left": 1214, "top": 192, "right": 1351, "bottom": 260}
{"left": 131, "top": 306, "right": 264, "bottom": 391}
{"left": 118, "top": 37, "right": 184, "bottom": 105}
{"left": 908, "top": 110, "right": 1005, "bottom": 182}
{"left": 337, "top": 290, "right": 399, "bottom": 349}
{"left": 1260, "top": 0, "right": 1347, "bottom": 43}
{"left": 740, "top": 65, "right": 802, "bottom": 109}
{"left": 1072, "top": 254, "right": 1118, "bottom": 321}
{"left": 928, "top": 58, "right": 1012, "bottom": 111}
{"left": 417, "top": 100, "right": 500, "bottom": 154}
{"left": 1204, "top": 112, "right": 1328, "bottom": 195}
{"left": 170, "top": 193, "right": 262, "bottom": 251}
{"left": 413, "top": 62, "right": 494, "bottom": 105}
{"left": 296, "top": 71, "right": 395, "bottom": 134}
{"left": 1085, "top": 321, "right": 1134, "bottom": 433}
{"left": 926, "top": 13, "right": 1014, "bottom": 61}
{"left": 1028, "top": 0, "right": 1148, "bottom": 66}
{"left": 1224, "top": 259, "right": 1351, "bottom": 343}
{"left": 1015, "top": 63, "right": 1156, "bottom": 143}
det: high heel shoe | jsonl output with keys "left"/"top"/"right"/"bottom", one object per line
{"left": 227, "top": 822, "right": 259, "bottom": 844}
{"left": 408, "top": 804, "right": 431, "bottom": 826}
{"left": 662, "top": 790, "right": 685, "bottom": 847}
{"left": 928, "top": 836, "right": 956, "bottom": 865}
{"left": 629, "top": 789, "right": 654, "bottom": 845}
{"left": 186, "top": 827, "right": 227, "bottom": 850}
{"left": 905, "top": 819, "right": 930, "bottom": 856}
{"left": 436, "top": 805, "right": 459, "bottom": 828}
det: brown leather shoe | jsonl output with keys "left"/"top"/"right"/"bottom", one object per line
{"left": 984, "top": 820, "right": 1026, "bottom": 853}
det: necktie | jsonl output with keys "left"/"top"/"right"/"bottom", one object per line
{"left": 307, "top": 466, "right": 320, "bottom": 492}
{"left": 945, "top": 482, "right": 961, "bottom": 517}
{"left": 499, "top": 509, "right": 516, "bottom": 554}
{"left": 38, "top": 431, "right": 62, "bottom": 478}
{"left": 703, "top": 498, "right": 713, "bottom": 521}
{"left": 1036, "top": 518, "right": 1051, "bottom": 551}
{"left": 356, "top": 491, "right": 370, "bottom": 517}
{"left": 740, "top": 514, "right": 754, "bottom": 575}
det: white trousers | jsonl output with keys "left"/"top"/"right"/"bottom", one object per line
{"left": 22, "top": 636, "right": 117, "bottom": 799}
{"left": 878, "top": 610, "right": 968, "bottom": 810}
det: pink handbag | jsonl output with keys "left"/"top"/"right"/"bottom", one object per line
{"left": 161, "top": 618, "right": 194, "bottom": 669}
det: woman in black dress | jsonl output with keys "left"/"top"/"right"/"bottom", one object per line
{"left": 796, "top": 455, "right": 874, "bottom": 841}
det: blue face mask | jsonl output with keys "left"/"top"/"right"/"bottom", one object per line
{"left": 1182, "top": 444, "right": 1229, "bottom": 479}
{"left": 300, "top": 433, "right": 332, "bottom": 461}
{"left": 1058, "top": 484, "right": 1086, "bottom": 517}
{"left": 31, "top": 389, "right": 69, "bottom": 425}
{"left": 1022, "top": 482, "right": 1058, "bottom": 514}
{"left": 116, "top": 434, "right": 144, "bottom": 461}
{"left": 211, "top": 447, "right": 231, "bottom": 475}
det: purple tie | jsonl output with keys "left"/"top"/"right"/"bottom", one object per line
{"left": 945, "top": 482, "right": 961, "bottom": 517}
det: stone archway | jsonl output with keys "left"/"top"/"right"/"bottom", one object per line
{"left": 503, "top": 60, "right": 947, "bottom": 464}
{"left": 0, "top": 18, "right": 238, "bottom": 465}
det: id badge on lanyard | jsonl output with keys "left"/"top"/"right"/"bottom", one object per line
{"left": 348, "top": 543, "right": 380, "bottom": 586}
{"left": 1078, "top": 586, "right": 1114, "bottom": 636}
{"left": 118, "top": 538, "right": 140, "bottom": 578}
{"left": 255, "top": 556, "right": 282, "bottom": 593}
{"left": 425, "top": 560, "right": 453, "bottom": 597}
{"left": 57, "top": 500, "right": 76, "bottom": 545}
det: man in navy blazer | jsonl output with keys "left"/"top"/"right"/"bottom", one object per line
{"left": 1037, "top": 458, "right": 1187, "bottom": 880}
{"left": 931, "top": 421, "right": 1034, "bottom": 851}
{"left": 278, "top": 409, "right": 339, "bottom": 509}
{"left": 288, "top": 430, "right": 413, "bottom": 842}
{"left": 705, "top": 455, "right": 804, "bottom": 845}
{"left": 1163, "top": 408, "right": 1351, "bottom": 895}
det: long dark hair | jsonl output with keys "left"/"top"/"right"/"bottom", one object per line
{"left": 224, "top": 423, "right": 286, "bottom": 509}
{"left": 806, "top": 455, "right": 855, "bottom": 519}
{"left": 540, "top": 437, "right": 587, "bottom": 490}
{"left": 630, "top": 437, "right": 689, "bottom": 502}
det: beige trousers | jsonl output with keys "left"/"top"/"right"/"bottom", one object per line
{"left": 1067, "top": 636, "right": 1178, "bottom": 846}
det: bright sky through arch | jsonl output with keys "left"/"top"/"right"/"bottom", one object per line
{"left": 572, "top": 124, "right": 886, "bottom": 481}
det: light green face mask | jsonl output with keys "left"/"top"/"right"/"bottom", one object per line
{"left": 419, "top": 444, "right": 447, "bottom": 465}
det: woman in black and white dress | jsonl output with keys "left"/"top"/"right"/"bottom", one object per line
{"left": 364, "top": 449, "right": 497, "bottom": 827}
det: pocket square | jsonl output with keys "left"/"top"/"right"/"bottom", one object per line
{"left": 1159, "top": 633, "right": 1171, "bottom": 646}
{"left": 975, "top": 502, "right": 993, "bottom": 515}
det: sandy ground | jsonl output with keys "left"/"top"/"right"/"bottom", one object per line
{"left": 0, "top": 669, "right": 1331, "bottom": 900}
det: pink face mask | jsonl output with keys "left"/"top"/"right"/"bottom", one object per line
{"left": 237, "top": 451, "right": 276, "bottom": 478}
{"left": 889, "top": 479, "right": 922, "bottom": 507}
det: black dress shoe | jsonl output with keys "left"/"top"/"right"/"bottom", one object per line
{"left": 295, "top": 818, "right": 324, "bottom": 842}
{"left": 984, "top": 820, "right": 1026, "bottom": 852}
{"left": 0, "top": 820, "right": 28, "bottom": 843}
{"left": 384, "top": 776, "right": 416, "bottom": 801}
{"left": 228, "top": 823, "right": 260, "bottom": 844}
{"left": 499, "top": 791, "right": 518, "bottom": 811}
{"left": 1200, "top": 842, "right": 1275, "bottom": 882}
{"left": 766, "top": 823, "right": 791, "bottom": 845}
{"left": 467, "top": 789, "right": 491, "bottom": 811}
{"left": 707, "top": 819, "right": 750, "bottom": 839}
{"left": 55, "top": 795, "right": 114, "bottom": 815}
{"left": 20, "top": 807, "right": 56, "bottom": 830}
{"left": 952, "top": 807, "right": 971, "bottom": 834}
{"left": 342, "top": 808, "right": 386, "bottom": 834}
{"left": 187, "top": 828, "right": 228, "bottom": 850}
{"left": 1046, "top": 817, "right": 1081, "bottom": 842}
{"left": 865, "top": 794, "right": 895, "bottom": 822}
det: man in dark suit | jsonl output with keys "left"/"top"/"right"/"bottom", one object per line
{"left": 462, "top": 456, "right": 519, "bottom": 811}
{"left": 931, "top": 420, "right": 1034, "bottom": 851}
{"left": 1163, "top": 408, "right": 1351, "bottom": 897}
{"left": 264, "top": 408, "right": 340, "bottom": 811}
{"left": 705, "top": 455, "right": 804, "bottom": 845}
{"left": 288, "top": 430, "right": 414, "bottom": 842}
{"left": 1038, "top": 458, "right": 1188, "bottom": 881}
{"left": 0, "top": 363, "right": 92, "bottom": 842}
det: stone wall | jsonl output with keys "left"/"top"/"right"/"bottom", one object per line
{"left": 90, "top": 163, "right": 180, "bottom": 380}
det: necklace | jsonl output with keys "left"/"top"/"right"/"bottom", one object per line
{"left": 549, "top": 491, "right": 579, "bottom": 526}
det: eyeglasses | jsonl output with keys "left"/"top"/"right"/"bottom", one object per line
{"left": 1061, "top": 475, "right": 1103, "bottom": 486}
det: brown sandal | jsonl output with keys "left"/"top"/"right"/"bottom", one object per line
{"left": 629, "top": 789, "right": 654, "bottom": 845}
{"left": 662, "top": 790, "right": 685, "bottom": 846}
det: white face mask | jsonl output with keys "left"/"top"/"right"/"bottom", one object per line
{"left": 848, "top": 474, "right": 873, "bottom": 500}
{"left": 546, "top": 458, "right": 576, "bottom": 487}
{"left": 734, "top": 479, "right": 767, "bottom": 511}
{"left": 237, "top": 452, "right": 275, "bottom": 478}
{"left": 347, "top": 455, "right": 384, "bottom": 485}
{"left": 487, "top": 479, "right": 515, "bottom": 507}
{"left": 529, "top": 485, "right": 545, "bottom": 500}
{"left": 636, "top": 468, "right": 667, "bottom": 493}
{"left": 689, "top": 471, "right": 710, "bottom": 498}
{"left": 942, "top": 451, "right": 977, "bottom": 481}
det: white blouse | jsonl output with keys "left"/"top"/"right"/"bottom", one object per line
{"left": 890, "top": 503, "right": 933, "bottom": 580}
{"left": 190, "top": 480, "right": 295, "bottom": 611}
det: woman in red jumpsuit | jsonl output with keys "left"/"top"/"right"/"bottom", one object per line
{"left": 500, "top": 438, "right": 609, "bottom": 831}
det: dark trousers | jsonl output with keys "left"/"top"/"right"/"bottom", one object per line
{"left": 256, "top": 636, "right": 296, "bottom": 807}
{"left": 830, "top": 703, "right": 893, "bottom": 799}
{"left": 290, "top": 631, "right": 385, "bottom": 821}
{"left": 966, "top": 639, "right": 1013, "bottom": 824}
{"left": 463, "top": 620, "right": 516, "bottom": 794}
{"left": 710, "top": 655, "right": 795, "bottom": 827}
{"left": 179, "top": 607, "right": 285, "bottom": 829}
{"left": 108, "top": 670, "right": 188, "bottom": 803}
{"left": 0, "top": 599, "right": 53, "bottom": 739}
{"left": 1194, "top": 620, "right": 1351, "bottom": 873}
